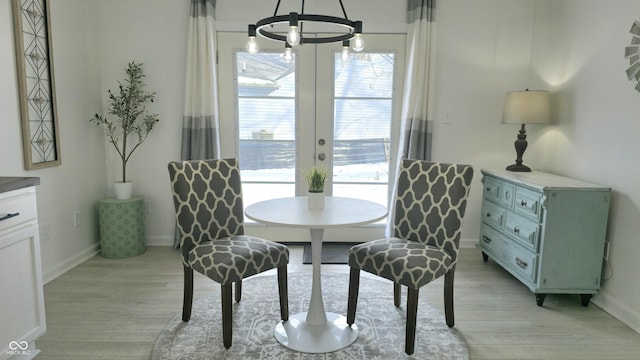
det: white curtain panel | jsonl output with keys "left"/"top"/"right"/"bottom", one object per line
{"left": 398, "top": 0, "right": 435, "bottom": 162}
{"left": 176, "top": 0, "right": 221, "bottom": 248}
{"left": 181, "top": 0, "right": 221, "bottom": 161}
{"left": 387, "top": 0, "right": 436, "bottom": 236}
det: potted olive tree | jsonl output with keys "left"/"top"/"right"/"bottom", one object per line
{"left": 306, "top": 166, "right": 327, "bottom": 209}
{"left": 90, "top": 62, "right": 159, "bottom": 199}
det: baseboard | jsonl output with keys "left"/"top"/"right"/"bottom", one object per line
{"left": 459, "top": 237, "right": 477, "bottom": 248}
{"left": 592, "top": 291, "right": 640, "bottom": 334}
{"left": 146, "top": 235, "right": 175, "bottom": 247}
{"left": 43, "top": 243, "right": 100, "bottom": 284}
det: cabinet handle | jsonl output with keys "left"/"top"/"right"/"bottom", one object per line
{"left": 486, "top": 213, "right": 491, "bottom": 218}
{"left": 0, "top": 212, "right": 19, "bottom": 222}
{"left": 513, "top": 226, "right": 520, "bottom": 234}
{"left": 504, "top": 191, "right": 511, "bottom": 199}
{"left": 516, "top": 257, "right": 528, "bottom": 269}
{"left": 482, "top": 235, "right": 492, "bottom": 244}
{"left": 520, "top": 200, "right": 528, "bottom": 207}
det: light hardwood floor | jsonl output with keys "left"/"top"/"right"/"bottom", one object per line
{"left": 37, "top": 246, "right": 640, "bottom": 359}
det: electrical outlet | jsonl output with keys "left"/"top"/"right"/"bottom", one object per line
{"left": 603, "top": 241, "right": 610, "bottom": 261}
{"left": 74, "top": 211, "right": 81, "bottom": 228}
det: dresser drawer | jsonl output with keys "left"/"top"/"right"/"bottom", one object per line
{"left": 503, "top": 242, "right": 537, "bottom": 282}
{"left": 0, "top": 188, "right": 38, "bottom": 233}
{"left": 479, "top": 224, "right": 505, "bottom": 257}
{"left": 501, "top": 182, "right": 515, "bottom": 208}
{"left": 483, "top": 176, "right": 501, "bottom": 203}
{"left": 481, "top": 201, "right": 505, "bottom": 230}
{"left": 504, "top": 212, "right": 540, "bottom": 252}
{"left": 514, "top": 187, "right": 542, "bottom": 220}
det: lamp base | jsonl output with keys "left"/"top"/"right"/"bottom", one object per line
{"left": 506, "top": 163, "right": 532, "bottom": 172}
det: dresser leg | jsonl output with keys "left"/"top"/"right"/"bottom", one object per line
{"left": 481, "top": 252, "right": 488, "bottom": 262}
{"left": 535, "top": 293, "right": 546, "bottom": 306}
{"left": 580, "top": 294, "right": 592, "bottom": 307}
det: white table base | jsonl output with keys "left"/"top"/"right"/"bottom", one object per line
{"left": 275, "top": 228, "right": 359, "bottom": 353}
{"left": 274, "top": 312, "right": 359, "bottom": 353}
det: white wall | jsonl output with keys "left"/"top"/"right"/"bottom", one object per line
{"left": 529, "top": 0, "right": 640, "bottom": 332}
{"left": 432, "top": 0, "right": 538, "bottom": 239}
{"left": 93, "top": 0, "right": 189, "bottom": 245}
{"left": 0, "top": 0, "right": 107, "bottom": 282}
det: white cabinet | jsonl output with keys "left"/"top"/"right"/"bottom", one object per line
{"left": 0, "top": 183, "right": 45, "bottom": 360}
{"left": 477, "top": 169, "right": 611, "bottom": 306}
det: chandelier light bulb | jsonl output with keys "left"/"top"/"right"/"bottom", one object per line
{"left": 287, "top": 26, "right": 301, "bottom": 46}
{"left": 246, "top": 24, "right": 259, "bottom": 54}
{"left": 351, "top": 33, "right": 365, "bottom": 52}
{"left": 340, "top": 41, "right": 350, "bottom": 62}
{"left": 246, "top": 36, "right": 259, "bottom": 53}
{"left": 283, "top": 47, "right": 294, "bottom": 63}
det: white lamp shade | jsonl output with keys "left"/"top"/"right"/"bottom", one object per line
{"left": 501, "top": 90, "right": 550, "bottom": 124}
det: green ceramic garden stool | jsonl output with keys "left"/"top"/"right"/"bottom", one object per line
{"left": 98, "top": 196, "right": 146, "bottom": 258}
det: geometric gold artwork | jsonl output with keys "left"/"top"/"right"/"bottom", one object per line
{"left": 625, "top": 20, "right": 640, "bottom": 93}
{"left": 12, "top": 0, "right": 61, "bottom": 169}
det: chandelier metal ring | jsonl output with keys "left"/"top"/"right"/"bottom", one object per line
{"left": 255, "top": 15, "right": 360, "bottom": 44}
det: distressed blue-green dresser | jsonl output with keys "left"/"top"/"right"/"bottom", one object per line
{"left": 477, "top": 169, "right": 611, "bottom": 306}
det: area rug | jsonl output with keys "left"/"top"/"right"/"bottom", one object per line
{"left": 152, "top": 273, "right": 469, "bottom": 360}
{"left": 302, "top": 242, "right": 361, "bottom": 264}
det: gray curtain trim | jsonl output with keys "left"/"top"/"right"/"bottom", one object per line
{"left": 404, "top": 117, "right": 433, "bottom": 161}
{"left": 190, "top": 0, "right": 216, "bottom": 17}
{"left": 408, "top": 0, "right": 435, "bottom": 22}
{"left": 180, "top": 126, "right": 218, "bottom": 161}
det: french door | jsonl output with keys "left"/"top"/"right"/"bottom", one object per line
{"left": 217, "top": 32, "right": 405, "bottom": 216}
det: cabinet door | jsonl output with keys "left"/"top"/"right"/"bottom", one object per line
{"left": 0, "top": 224, "right": 46, "bottom": 359}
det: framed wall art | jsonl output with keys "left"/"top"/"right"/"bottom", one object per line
{"left": 625, "top": 20, "right": 640, "bottom": 92}
{"left": 12, "top": 0, "right": 61, "bottom": 170}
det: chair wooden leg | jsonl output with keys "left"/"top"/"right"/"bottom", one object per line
{"left": 405, "top": 287, "right": 419, "bottom": 355}
{"left": 221, "top": 283, "right": 233, "bottom": 349}
{"left": 235, "top": 280, "right": 242, "bottom": 303}
{"left": 394, "top": 283, "right": 401, "bottom": 307}
{"left": 346, "top": 267, "right": 360, "bottom": 326}
{"left": 444, "top": 269, "right": 455, "bottom": 327}
{"left": 182, "top": 266, "right": 193, "bottom": 322}
{"left": 277, "top": 266, "right": 289, "bottom": 321}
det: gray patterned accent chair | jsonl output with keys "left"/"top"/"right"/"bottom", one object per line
{"left": 347, "top": 159, "right": 474, "bottom": 355}
{"left": 168, "top": 159, "right": 289, "bottom": 349}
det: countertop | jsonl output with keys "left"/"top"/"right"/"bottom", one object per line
{"left": 0, "top": 177, "right": 41, "bottom": 194}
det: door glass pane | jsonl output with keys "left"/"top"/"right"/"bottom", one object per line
{"left": 236, "top": 51, "right": 296, "bottom": 206}
{"left": 332, "top": 53, "right": 395, "bottom": 207}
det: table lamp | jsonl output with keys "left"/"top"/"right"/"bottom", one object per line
{"left": 501, "top": 89, "right": 550, "bottom": 172}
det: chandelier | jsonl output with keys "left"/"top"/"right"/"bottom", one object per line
{"left": 246, "top": 0, "right": 365, "bottom": 57}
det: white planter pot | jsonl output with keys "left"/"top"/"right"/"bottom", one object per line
{"left": 307, "top": 192, "right": 325, "bottom": 210}
{"left": 114, "top": 182, "right": 133, "bottom": 200}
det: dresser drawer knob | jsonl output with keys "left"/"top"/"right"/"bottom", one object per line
{"left": 516, "top": 257, "right": 528, "bottom": 269}
{"left": 513, "top": 226, "right": 520, "bottom": 234}
{"left": 486, "top": 213, "right": 491, "bottom": 218}
{"left": 520, "top": 200, "right": 528, "bottom": 207}
{"left": 482, "top": 235, "right": 492, "bottom": 244}
{"left": 0, "top": 212, "right": 20, "bottom": 222}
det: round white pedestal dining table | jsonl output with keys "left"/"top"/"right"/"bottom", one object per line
{"left": 245, "top": 196, "right": 387, "bottom": 353}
